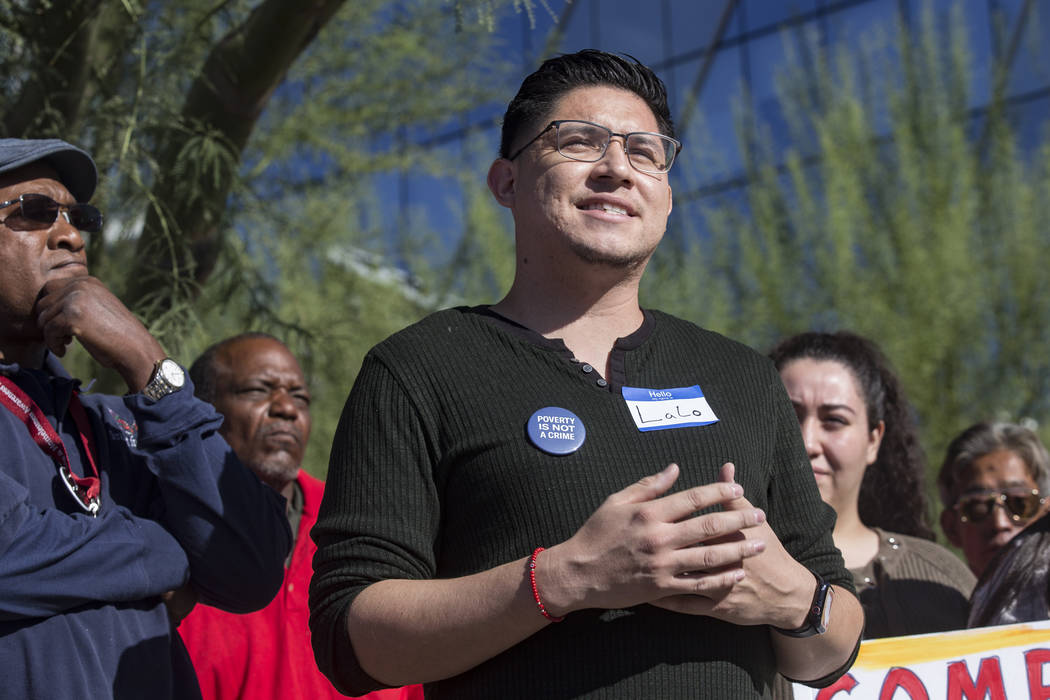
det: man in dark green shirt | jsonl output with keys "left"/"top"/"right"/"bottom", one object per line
{"left": 310, "top": 50, "right": 863, "bottom": 699}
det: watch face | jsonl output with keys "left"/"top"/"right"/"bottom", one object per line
{"left": 820, "top": 586, "right": 833, "bottom": 632}
{"left": 160, "top": 359, "right": 185, "bottom": 387}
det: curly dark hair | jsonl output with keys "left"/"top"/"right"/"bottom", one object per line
{"left": 769, "top": 331, "right": 934, "bottom": 540}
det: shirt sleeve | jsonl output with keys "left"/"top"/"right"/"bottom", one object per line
{"left": 764, "top": 374, "right": 854, "bottom": 593}
{"left": 120, "top": 376, "right": 292, "bottom": 614}
{"left": 309, "top": 354, "right": 439, "bottom": 696}
{"left": 0, "top": 468, "right": 190, "bottom": 620}
{"left": 762, "top": 373, "right": 861, "bottom": 688}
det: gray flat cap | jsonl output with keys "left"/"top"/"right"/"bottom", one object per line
{"left": 0, "top": 138, "right": 98, "bottom": 202}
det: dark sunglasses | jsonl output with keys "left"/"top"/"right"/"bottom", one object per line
{"left": 954, "top": 488, "right": 1046, "bottom": 524}
{"left": 0, "top": 193, "right": 103, "bottom": 233}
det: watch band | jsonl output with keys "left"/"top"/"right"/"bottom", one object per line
{"left": 141, "top": 358, "right": 185, "bottom": 403}
{"left": 775, "top": 571, "right": 832, "bottom": 638}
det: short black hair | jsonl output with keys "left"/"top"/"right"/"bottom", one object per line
{"left": 189, "top": 332, "right": 283, "bottom": 404}
{"left": 499, "top": 49, "right": 675, "bottom": 159}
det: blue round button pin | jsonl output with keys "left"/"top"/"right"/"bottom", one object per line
{"left": 527, "top": 406, "right": 586, "bottom": 455}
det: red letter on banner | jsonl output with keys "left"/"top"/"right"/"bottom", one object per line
{"left": 816, "top": 673, "right": 858, "bottom": 699}
{"left": 1027, "top": 649, "right": 1050, "bottom": 700}
{"left": 946, "top": 658, "right": 1005, "bottom": 700}
{"left": 878, "top": 668, "right": 929, "bottom": 700}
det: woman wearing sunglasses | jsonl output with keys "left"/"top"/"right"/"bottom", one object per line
{"left": 770, "top": 331, "right": 976, "bottom": 639}
{"left": 937, "top": 422, "right": 1049, "bottom": 578}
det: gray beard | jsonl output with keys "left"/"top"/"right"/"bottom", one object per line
{"left": 246, "top": 457, "right": 299, "bottom": 494}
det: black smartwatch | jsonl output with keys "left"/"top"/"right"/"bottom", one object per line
{"left": 775, "top": 571, "right": 833, "bottom": 638}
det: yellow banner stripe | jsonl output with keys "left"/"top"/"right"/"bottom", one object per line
{"left": 854, "top": 624, "right": 1050, "bottom": 669}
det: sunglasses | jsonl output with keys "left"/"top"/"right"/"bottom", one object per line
{"left": 954, "top": 488, "right": 1046, "bottom": 524}
{"left": 0, "top": 193, "right": 103, "bottom": 233}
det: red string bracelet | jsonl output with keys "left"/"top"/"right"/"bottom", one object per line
{"left": 529, "top": 547, "right": 564, "bottom": 622}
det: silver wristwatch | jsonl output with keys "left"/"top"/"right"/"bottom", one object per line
{"left": 141, "top": 358, "right": 185, "bottom": 403}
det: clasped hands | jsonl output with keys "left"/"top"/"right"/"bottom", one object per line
{"left": 535, "top": 462, "right": 813, "bottom": 630}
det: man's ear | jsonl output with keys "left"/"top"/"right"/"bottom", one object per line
{"left": 487, "top": 158, "right": 515, "bottom": 209}
{"left": 941, "top": 507, "right": 961, "bottom": 547}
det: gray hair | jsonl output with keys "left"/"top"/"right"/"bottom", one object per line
{"left": 938, "top": 422, "right": 1050, "bottom": 506}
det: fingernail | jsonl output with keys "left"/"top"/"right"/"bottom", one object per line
{"left": 731, "top": 484, "right": 743, "bottom": 497}
{"left": 733, "top": 570, "right": 745, "bottom": 582}
{"left": 753, "top": 509, "right": 765, "bottom": 524}
{"left": 751, "top": 540, "right": 766, "bottom": 554}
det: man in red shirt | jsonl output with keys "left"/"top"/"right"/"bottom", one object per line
{"left": 178, "top": 332, "right": 421, "bottom": 700}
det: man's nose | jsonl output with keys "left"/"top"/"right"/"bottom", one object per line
{"left": 269, "top": 392, "right": 300, "bottom": 418}
{"left": 593, "top": 137, "right": 635, "bottom": 178}
{"left": 988, "top": 501, "right": 1017, "bottom": 530}
{"left": 48, "top": 210, "right": 86, "bottom": 251}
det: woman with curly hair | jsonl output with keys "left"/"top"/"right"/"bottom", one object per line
{"left": 769, "top": 331, "right": 975, "bottom": 638}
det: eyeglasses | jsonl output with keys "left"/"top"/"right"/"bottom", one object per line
{"left": 0, "top": 193, "right": 103, "bottom": 233}
{"left": 508, "top": 119, "right": 681, "bottom": 174}
{"left": 954, "top": 488, "right": 1046, "bottom": 524}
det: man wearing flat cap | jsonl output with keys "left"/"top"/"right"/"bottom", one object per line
{"left": 0, "top": 138, "right": 292, "bottom": 699}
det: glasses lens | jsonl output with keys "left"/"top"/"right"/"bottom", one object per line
{"left": 1004, "top": 492, "right": 1042, "bottom": 521}
{"left": 68, "top": 204, "right": 103, "bottom": 233}
{"left": 18, "top": 194, "right": 60, "bottom": 225}
{"left": 626, "top": 133, "right": 677, "bottom": 173}
{"left": 960, "top": 496, "right": 994, "bottom": 522}
{"left": 556, "top": 122, "right": 609, "bottom": 161}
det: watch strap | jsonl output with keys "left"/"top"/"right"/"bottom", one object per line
{"left": 775, "top": 571, "right": 832, "bottom": 638}
{"left": 141, "top": 358, "right": 184, "bottom": 403}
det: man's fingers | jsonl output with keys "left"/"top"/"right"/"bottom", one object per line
{"left": 668, "top": 507, "right": 766, "bottom": 549}
{"left": 715, "top": 462, "right": 760, "bottom": 513}
{"left": 675, "top": 536, "right": 765, "bottom": 575}
{"left": 609, "top": 462, "right": 680, "bottom": 505}
{"left": 640, "top": 479, "right": 745, "bottom": 524}
{"left": 720, "top": 461, "right": 735, "bottom": 484}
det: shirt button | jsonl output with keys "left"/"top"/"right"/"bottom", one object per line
{"left": 581, "top": 364, "right": 593, "bottom": 373}
{"left": 596, "top": 378, "right": 608, "bottom": 387}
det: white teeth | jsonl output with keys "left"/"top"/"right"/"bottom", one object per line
{"left": 583, "top": 203, "right": 628, "bottom": 215}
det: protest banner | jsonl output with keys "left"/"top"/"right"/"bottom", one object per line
{"left": 792, "top": 620, "right": 1050, "bottom": 699}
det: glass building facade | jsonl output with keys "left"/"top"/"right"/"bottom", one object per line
{"left": 390, "top": 0, "right": 1049, "bottom": 269}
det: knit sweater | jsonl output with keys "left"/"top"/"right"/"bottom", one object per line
{"left": 851, "top": 528, "right": 975, "bottom": 639}
{"left": 310, "top": 307, "right": 854, "bottom": 699}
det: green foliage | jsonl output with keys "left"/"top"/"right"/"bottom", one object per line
{"left": 644, "top": 4, "right": 1050, "bottom": 498}
{"left": 1, "top": 0, "right": 537, "bottom": 477}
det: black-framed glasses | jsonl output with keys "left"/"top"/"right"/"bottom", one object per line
{"left": 508, "top": 119, "right": 682, "bottom": 174}
{"left": 954, "top": 488, "right": 1046, "bottom": 524}
{"left": 0, "top": 193, "right": 103, "bottom": 233}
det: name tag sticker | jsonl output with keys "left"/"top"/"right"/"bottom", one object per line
{"left": 527, "top": 406, "right": 586, "bottom": 455}
{"left": 622, "top": 385, "right": 719, "bottom": 432}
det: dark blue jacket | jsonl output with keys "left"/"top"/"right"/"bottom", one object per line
{"left": 0, "top": 355, "right": 291, "bottom": 699}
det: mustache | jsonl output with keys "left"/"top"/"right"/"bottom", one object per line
{"left": 259, "top": 423, "right": 303, "bottom": 443}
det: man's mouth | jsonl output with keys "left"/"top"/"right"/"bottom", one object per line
{"left": 262, "top": 429, "right": 301, "bottom": 446}
{"left": 580, "top": 202, "right": 632, "bottom": 216}
{"left": 50, "top": 258, "right": 87, "bottom": 271}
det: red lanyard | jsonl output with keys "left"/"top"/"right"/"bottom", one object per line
{"left": 0, "top": 375, "right": 102, "bottom": 516}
